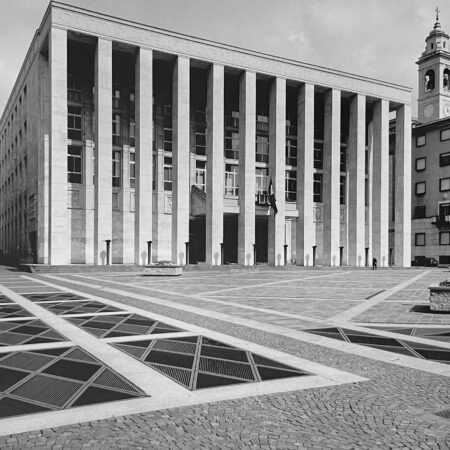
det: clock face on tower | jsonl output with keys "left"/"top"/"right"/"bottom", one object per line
{"left": 423, "top": 103, "right": 435, "bottom": 118}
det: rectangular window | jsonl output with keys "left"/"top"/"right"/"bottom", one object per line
{"left": 195, "top": 160, "right": 206, "bottom": 192}
{"left": 415, "top": 181, "right": 426, "bottom": 196}
{"left": 225, "top": 110, "right": 239, "bottom": 128}
{"left": 255, "top": 168, "right": 269, "bottom": 204}
{"left": 340, "top": 146, "right": 347, "bottom": 172}
{"left": 340, "top": 176, "right": 346, "bottom": 205}
{"left": 256, "top": 135, "right": 269, "bottom": 163}
{"left": 163, "top": 156, "right": 172, "bottom": 191}
{"left": 440, "top": 232, "right": 450, "bottom": 245}
{"left": 286, "top": 118, "right": 297, "bottom": 137}
{"left": 440, "top": 177, "right": 450, "bottom": 192}
{"left": 440, "top": 203, "right": 450, "bottom": 220}
{"left": 416, "top": 135, "right": 426, "bottom": 147}
{"left": 225, "top": 130, "right": 239, "bottom": 160}
{"left": 256, "top": 115, "right": 269, "bottom": 132}
{"left": 440, "top": 152, "right": 450, "bottom": 167}
{"left": 314, "top": 142, "right": 323, "bottom": 169}
{"left": 112, "top": 114, "right": 121, "bottom": 146}
{"left": 112, "top": 150, "right": 121, "bottom": 187}
{"left": 195, "top": 124, "right": 206, "bottom": 156}
{"left": 415, "top": 233, "right": 425, "bottom": 246}
{"left": 67, "top": 145, "right": 82, "bottom": 184}
{"left": 285, "top": 138, "right": 297, "bottom": 166}
{"left": 224, "top": 164, "right": 238, "bottom": 197}
{"left": 440, "top": 129, "right": 450, "bottom": 141}
{"left": 285, "top": 170, "right": 296, "bottom": 202}
{"left": 414, "top": 206, "right": 426, "bottom": 219}
{"left": 415, "top": 157, "right": 426, "bottom": 171}
{"left": 67, "top": 76, "right": 82, "bottom": 103}
{"left": 313, "top": 173, "right": 322, "bottom": 203}
{"left": 129, "top": 151, "right": 135, "bottom": 188}
{"left": 129, "top": 119, "right": 136, "bottom": 147}
{"left": 67, "top": 106, "right": 82, "bottom": 140}
{"left": 112, "top": 87, "right": 120, "bottom": 109}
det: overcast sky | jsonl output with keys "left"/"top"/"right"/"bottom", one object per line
{"left": 0, "top": 0, "right": 446, "bottom": 116}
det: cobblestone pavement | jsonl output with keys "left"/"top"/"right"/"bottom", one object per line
{"left": 0, "top": 266, "right": 449, "bottom": 449}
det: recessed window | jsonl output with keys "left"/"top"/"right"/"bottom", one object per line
{"left": 313, "top": 173, "right": 323, "bottom": 203}
{"left": 440, "top": 232, "right": 450, "bottom": 245}
{"left": 440, "top": 177, "right": 450, "bottom": 192}
{"left": 415, "top": 233, "right": 426, "bottom": 246}
{"left": 414, "top": 206, "right": 426, "bottom": 219}
{"left": 415, "top": 181, "right": 426, "bottom": 196}
{"left": 163, "top": 156, "right": 172, "bottom": 191}
{"left": 112, "top": 150, "right": 121, "bottom": 187}
{"left": 440, "top": 152, "right": 450, "bottom": 167}
{"left": 285, "top": 170, "right": 297, "bottom": 202}
{"left": 314, "top": 142, "right": 323, "bottom": 169}
{"left": 340, "top": 176, "right": 346, "bottom": 205}
{"left": 415, "top": 157, "right": 426, "bottom": 171}
{"left": 416, "top": 135, "right": 426, "bottom": 147}
{"left": 425, "top": 69, "right": 435, "bottom": 91}
{"left": 68, "top": 106, "right": 82, "bottom": 141}
{"left": 129, "top": 151, "right": 135, "bottom": 188}
{"left": 441, "top": 129, "right": 450, "bottom": 141}
{"left": 67, "top": 145, "right": 82, "bottom": 184}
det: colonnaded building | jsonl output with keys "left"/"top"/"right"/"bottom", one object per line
{"left": 0, "top": 1, "right": 412, "bottom": 267}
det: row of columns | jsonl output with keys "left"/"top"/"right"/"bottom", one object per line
{"left": 47, "top": 27, "right": 411, "bottom": 266}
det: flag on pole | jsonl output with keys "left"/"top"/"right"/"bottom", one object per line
{"left": 268, "top": 178, "right": 278, "bottom": 215}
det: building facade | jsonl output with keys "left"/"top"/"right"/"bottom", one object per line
{"left": 411, "top": 13, "right": 450, "bottom": 266}
{"left": 0, "top": 1, "right": 412, "bottom": 267}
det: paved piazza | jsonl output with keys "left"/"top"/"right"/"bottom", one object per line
{"left": 0, "top": 266, "right": 449, "bottom": 449}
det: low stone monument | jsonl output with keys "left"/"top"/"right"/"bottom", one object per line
{"left": 143, "top": 261, "right": 182, "bottom": 276}
{"left": 429, "top": 279, "right": 450, "bottom": 312}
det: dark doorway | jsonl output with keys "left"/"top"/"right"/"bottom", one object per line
{"left": 223, "top": 215, "right": 238, "bottom": 264}
{"left": 365, "top": 248, "right": 369, "bottom": 267}
{"left": 312, "top": 246, "right": 317, "bottom": 266}
{"left": 255, "top": 216, "right": 268, "bottom": 263}
{"left": 29, "top": 231, "right": 37, "bottom": 264}
{"left": 339, "top": 246, "right": 344, "bottom": 266}
{"left": 189, "top": 218, "right": 205, "bottom": 264}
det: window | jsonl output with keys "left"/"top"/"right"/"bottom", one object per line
{"left": 440, "top": 178, "right": 450, "bottom": 192}
{"left": 441, "top": 129, "right": 450, "bottom": 141}
{"left": 340, "top": 146, "right": 346, "bottom": 172}
{"left": 440, "top": 203, "right": 450, "bottom": 220}
{"left": 256, "top": 135, "right": 269, "bottom": 163}
{"left": 285, "top": 138, "right": 297, "bottom": 166}
{"left": 440, "top": 232, "right": 450, "bottom": 245}
{"left": 313, "top": 173, "right": 322, "bottom": 203}
{"left": 415, "top": 233, "right": 425, "bottom": 246}
{"left": 112, "top": 87, "right": 120, "bottom": 109}
{"left": 129, "top": 119, "right": 135, "bottom": 147}
{"left": 416, "top": 135, "right": 426, "bottom": 147}
{"left": 68, "top": 106, "right": 82, "bottom": 140}
{"left": 415, "top": 157, "right": 426, "bottom": 171}
{"left": 129, "top": 151, "right": 135, "bottom": 188}
{"left": 163, "top": 156, "right": 172, "bottom": 191}
{"left": 340, "top": 176, "right": 346, "bottom": 205}
{"left": 286, "top": 118, "right": 297, "bottom": 137}
{"left": 424, "top": 69, "right": 435, "bottom": 92}
{"left": 112, "top": 114, "right": 121, "bottom": 146}
{"left": 285, "top": 170, "right": 296, "bottom": 202}
{"left": 225, "top": 110, "right": 239, "bottom": 128}
{"left": 256, "top": 115, "right": 269, "bottom": 132}
{"left": 440, "top": 152, "right": 450, "bottom": 167}
{"left": 415, "top": 181, "right": 426, "bottom": 196}
{"left": 112, "top": 150, "right": 121, "bottom": 187}
{"left": 314, "top": 142, "right": 323, "bottom": 169}
{"left": 224, "top": 164, "right": 238, "bottom": 197}
{"left": 414, "top": 206, "right": 426, "bottom": 219}
{"left": 67, "top": 145, "right": 82, "bottom": 184}
{"left": 163, "top": 106, "right": 172, "bottom": 152}
{"left": 255, "top": 168, "right": 269, "bottom": 204}
{"left": 444, "top": 68, "right": 450, "bottom": 90}
{"left": 195, "top": 160, "right": 206, "bottom": 192}
{"left": 195, "top": 124, "right": 206, "bottom": 156}
{"left": 225, "top": 130, "right": 239, "bottom": 160}
{"left": 67, "top": 76, "right": 82, "bottom": 103}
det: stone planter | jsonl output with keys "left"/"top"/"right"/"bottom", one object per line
{"left": 429, "top": 281, "right": 450, "bottom": 312}
{"left": 143, "top": 263, "right": 182, "bottom": 276}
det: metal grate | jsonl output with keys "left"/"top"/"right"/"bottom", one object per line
{"left": 199, "top": 357, "right": 254, "bottom": 380}
{"left": 149, "top": 363, "right": 192, "bottom": 388}
{"left": 152, "top": 339, "right": 197, "bottom": 355}
{"left": 0, "top": 352, "right": 53, "bottom": 372}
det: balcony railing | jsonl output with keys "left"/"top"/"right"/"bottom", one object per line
{"left": 432, "top": 215, "right": 450, "bottom": 228}
{"left": 255, "top": 191, "right": 269, "bottom": 206}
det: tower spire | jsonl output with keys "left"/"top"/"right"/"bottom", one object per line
{"left": 434, "top": 5, "right": 441, "bottom": 29}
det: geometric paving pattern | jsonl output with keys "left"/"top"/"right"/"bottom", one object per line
{"left": 20, "top": 292, "right": 89, "bottom": 303}
{"left": 0, "top": 304, "right": 33, "bottom": 319}
{"left": 0, "top": 319, "right": 68, "bottom": 346}
{"left": 0, "top": 346, "right": 146, "bottom": 418}
{"left": 113, "top": 335, "right": 312, "bottom": 391}
{"left": 367, "top": 326, "right": 450, "bottom": 343}
{"left": 66, "top": 313, "right": 185, "bottom": 338}
{"left": 36, "top": 300, "right": 123, "bottom": 316}
{"left": 304, "top": 327, "right": 450, "bottom": 364}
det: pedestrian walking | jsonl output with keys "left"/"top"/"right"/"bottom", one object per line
{"left": 372, "top": 257, "right": 377, "bottom": 270}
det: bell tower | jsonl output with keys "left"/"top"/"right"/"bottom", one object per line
{"left": 417, "top": 7, "right": 450, "bottom": 123}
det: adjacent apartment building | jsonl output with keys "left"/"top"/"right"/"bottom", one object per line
{"left": 411, "top": 13, "right": 450, "bottom": 266}
{"left": 0, "top": 1, "right": 412, "bottom": 267}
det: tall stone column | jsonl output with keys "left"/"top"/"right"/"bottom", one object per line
{"left": 84, "top": 140, "right": 94, "bottom": 264}
{"left": 49, "top": 27, "right": 68, "bottom": 264}
{"left": 206, "top": 64, "right": 224, "bottom": 265}
{"left": 323, "top": 89, "right": 341, "bottom": 266}
{"left": 238, "top": 71, "right": 256, "bottom": 266}
{"left": 296, "top": 83, "right": 315, "bottom": 266}
{"left": 371, "top": 99, "right": 389, "bottom": 267}
{"left": 268, "top": 77, "right": 286, "bottom": 266}
{"left": 172, "top": 56, "right": 190, "bottom": 265}
{"left": 94, "top": 38, "right": 112, "bottom": 265}
{"left": 135, "top": 47, "right": 153, "bottom": 265}
{"left": 394, "top": 104, "right": 411, "bottom": 267}
{"left": 348, "top": 94, "right": 366, "bottom": 266}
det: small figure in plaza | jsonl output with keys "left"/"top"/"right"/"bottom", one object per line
{"left": 372, "top": 257, "right": 377, "bottom": 270}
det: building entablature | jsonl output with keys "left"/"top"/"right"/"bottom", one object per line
{"left": 413, "top": 116, "right": 450, "bottom": 134}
